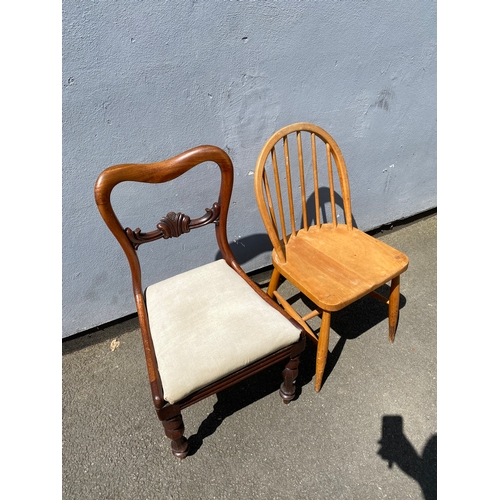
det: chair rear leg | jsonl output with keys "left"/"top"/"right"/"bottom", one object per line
{"left": 162, "top": 412, "right": 189, "bottom": 459}
{"left": 388, "top": 275, "right": 401, "bottom": 343}
{"left": 315, "top": 311, "right": 332, "bottom": 392}
{"left": 279, "top": 355, "right": 300, "bottom": 404}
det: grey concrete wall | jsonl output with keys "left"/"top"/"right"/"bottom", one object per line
{"left": 62, "top": 0, "right": 436, "bottom": 338}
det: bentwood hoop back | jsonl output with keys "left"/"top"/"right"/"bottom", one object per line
{"left": 95, "top": 145, "right": 305, "bottom": 459}
{"left": 254, "top": 123, "right": 409, "bottom": 392}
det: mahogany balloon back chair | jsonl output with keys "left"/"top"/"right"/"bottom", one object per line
{"left": 254, "top": 123, "right": 409, "bottom": 392}
{"left": 94, "top": 145, "right": 305, "bottom": 459}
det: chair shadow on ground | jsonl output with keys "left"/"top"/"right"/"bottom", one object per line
{"left": 186, "top": 359, "right": 298, "bottom": 456}
{"left": 378, "top": 415, "right": 437, "bottom": 500}
{"left": 278, "top": 285, "right": 407, "bottom": 390}
{"left": 187, "top": 277, "right": 407, "bottom": 456}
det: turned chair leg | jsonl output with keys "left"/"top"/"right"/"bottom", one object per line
{"left": 388, "top": 275, "right": 401, "bottom": 343}
{"left": 267, "top": 267, "right": 281, "bottom": 299}
{"left": 162, "top": 412, "right": 189, "bottom": 459}
{"left": 315, "top": 311, "right": 332, "bottom": 392}
{"left": 279, "top": 355, "right": 300, "bottom": 404}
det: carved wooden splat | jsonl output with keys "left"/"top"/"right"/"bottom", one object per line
{"left": 125, "top": 202, "right": 220, "bottom": 249}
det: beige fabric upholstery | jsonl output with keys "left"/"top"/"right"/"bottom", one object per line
{"left": 145, "top": 259, "right": 301, "bottom": 403}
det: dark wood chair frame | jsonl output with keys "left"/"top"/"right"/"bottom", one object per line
{"left": 94, "top": 145, "right": 306, "bottom": 459}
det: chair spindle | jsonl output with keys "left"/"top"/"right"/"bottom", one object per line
{"left": 296, "top": 131, "right": 308, "bottom": 231}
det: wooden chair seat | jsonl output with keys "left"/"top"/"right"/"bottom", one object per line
{"left": 273, "top": 224, "right": 408, "bottom": 311}
{"left": 146, "top": 259, "right": 302, "bottom": 403}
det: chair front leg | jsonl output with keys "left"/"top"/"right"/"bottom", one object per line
{"left": 279, "top": 355, "right": 300, "bottom": 404}
{"left": 162, "top": 411, "right": 189, "bottom": 459}
{"left": 388, "top": 275, "right": 401, "bottom": 343}
{"left": 315, "top": 311, "right": 332, "bottom": 392}
{"left": 267, "top": 267, "right": 281, "bottom": 299}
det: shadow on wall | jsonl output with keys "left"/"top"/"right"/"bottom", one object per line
{"left": 378, "top": 415, "right": 437, "bottom": 500}
{"left": 215, "top": 232, "right": 274, "bottom": 266}
{"left": 300, "top": 187, "right": 358, "bottom": 229}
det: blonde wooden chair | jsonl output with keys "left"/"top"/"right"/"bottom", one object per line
{"left": 94, "top": 145, "right": 306, "bottom": 459}
{"left": 254, "top": 123, "right": 409, "bottom": 392}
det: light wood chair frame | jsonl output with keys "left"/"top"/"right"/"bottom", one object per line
{"left": 254, "top": 122, "right": 409, "bottom": 392}
{"left": 95, "top": 145, "right": 306, "bottom": 459}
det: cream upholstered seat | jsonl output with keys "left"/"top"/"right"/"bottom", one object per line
{"left": 146, "top": 259, "right": 301, "bottom": 403}
{"left": 94, "top": 145, "right": 306, "bottom": 459}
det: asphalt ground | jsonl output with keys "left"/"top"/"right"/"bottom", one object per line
{"left": 62, "top": 213, "right": 436, "bottom": 500}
